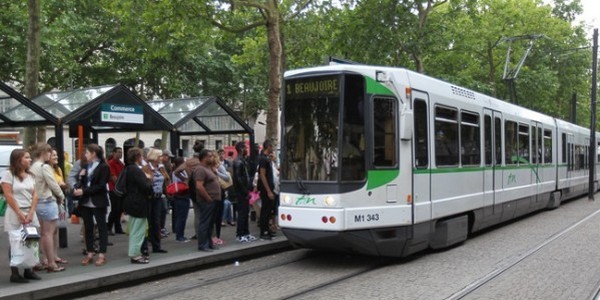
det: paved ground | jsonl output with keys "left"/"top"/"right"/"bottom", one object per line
{"left": 0, "top": 208, "right": 289, "bottom": 300}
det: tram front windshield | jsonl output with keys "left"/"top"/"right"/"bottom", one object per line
{"left": 282, "top": 74, "right": 365, "bottom": 182}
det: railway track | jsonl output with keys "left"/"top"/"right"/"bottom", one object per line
{"left": 446, "top": 207, "right": 600, "bottom": 300}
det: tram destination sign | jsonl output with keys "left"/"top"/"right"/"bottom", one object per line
{"left": 101, "top": 103, "right": 143, "bottom": 124}
{"left": 286, "top": 75, "right": 339, "bottom": 99}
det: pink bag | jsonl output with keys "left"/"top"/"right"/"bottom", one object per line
{"left": 248, "top": 191, "right": 260, "bottom": 205}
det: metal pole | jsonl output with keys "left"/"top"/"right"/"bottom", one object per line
{"left": 588, "top": 28, "right": 598, "bottom": 200}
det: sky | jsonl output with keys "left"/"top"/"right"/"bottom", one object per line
{"left": 579, "top": 0, "right": 599, "bottom": 34}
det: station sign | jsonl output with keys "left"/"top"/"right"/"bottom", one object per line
{"left": 100, "top": 103, "right": 143, "bottom": 124}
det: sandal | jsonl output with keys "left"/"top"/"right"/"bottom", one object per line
{"left": 81, "top": 255, "right": 94, "bottom": 266}
{"left": 130, "top": 256, "right": 149, "bottom": 264}
{"left": 95, "top": 255, "right": 106, "bottom": 266}
{"left": 33, "top": 264, "right": 47, "bottom": 272}
{"left": 47, "top": 265, "right": 66, "bottom": 273}
{"left": 55, "top": 258, "right": 68, "bottom": 264}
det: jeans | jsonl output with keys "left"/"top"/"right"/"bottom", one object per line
{"left": 259, "top": 191, "right": 274, "bottom": 235}
{"left": 236, "top": 193, "right": 250, "bottom": 237}
{"left": 197, "top": 200, "right": 216, "bottom": 250}
{"left": 173, "top": 196, "right": 190, "bottom": 240}
{"left": 107, "top": 191, "right": 124, "bottom": 233}
{"left": 146, "top": 195, "right": 163, "bottom": 251}
{"left": 222, "top": 199, "right": 233, "bottom": 223}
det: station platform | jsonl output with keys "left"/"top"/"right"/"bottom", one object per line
{"left": 0, "top": 208, "right": 289, "bottom": 300}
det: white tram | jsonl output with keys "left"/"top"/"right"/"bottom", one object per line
{"left": 278, "top": 62, "right": 599, "bottom": 257}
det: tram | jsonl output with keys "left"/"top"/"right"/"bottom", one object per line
{"left": 277, "top": 62, "right": 599, "bottom": 257}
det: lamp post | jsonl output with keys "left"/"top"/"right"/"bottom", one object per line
{"left": 589, "top": 28, "right": 598, "bottom": 200}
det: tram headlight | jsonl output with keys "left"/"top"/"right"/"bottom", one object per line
{"left": 324, "top": 196, "right": 336, "bottom": 207}
{"left": 282, "top": 195, "right": 292, "bottom": 205}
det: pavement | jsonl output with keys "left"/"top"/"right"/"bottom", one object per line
{"left": 0, "top": 207, "right": 290, "bottom": 300}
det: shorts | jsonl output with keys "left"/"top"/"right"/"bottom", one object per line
{"left": 36, "top": 201, "right": 59, "bottom": 221}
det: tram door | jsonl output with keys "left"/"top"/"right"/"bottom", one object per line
{"left": 483, "top": 109, "right": 502, "bottom": 217}
{"left": 532, "top": 121, "right": 543, "bottom": 204}
{"left": 412, "top": 92, "right": 431, "bottom": 222}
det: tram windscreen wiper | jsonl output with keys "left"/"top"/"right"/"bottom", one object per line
{"left": 291, "top": 162, "right": 309, "bottom": 194}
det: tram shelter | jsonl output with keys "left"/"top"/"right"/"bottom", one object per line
{"left": 149, "top": 96, "right": 255, "bottom": 156}
{"left": 2, "top": 84, "right": 174, "bottom": 167}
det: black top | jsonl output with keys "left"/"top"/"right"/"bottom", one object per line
{"left": 256, "top": 153, "right": 274, "bottom": 193}
{"left": 80, "top": 160, "right": 111, "bottom": 208}
{"left": 123, "top": 164, "right": 153, "bottom": 218}
{"left": 232, "top": 156, "right": 251, "bottom": 197}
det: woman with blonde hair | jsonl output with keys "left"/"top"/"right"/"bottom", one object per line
{"left": 142, "top": 148, "right": 170, "bottom": 254}
{"left": 49, "top": 149, "right": 68, "bottom": 265}
{"left": 30, "top": 143, "right": 65, "bottom": 273}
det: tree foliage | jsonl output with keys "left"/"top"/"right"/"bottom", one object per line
{"left": 0, "top": 0, "right": 595, "bottom": 135}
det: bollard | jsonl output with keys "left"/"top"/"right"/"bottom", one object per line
{"left": 59, "top": 227, "right": 68, "bottom": 248}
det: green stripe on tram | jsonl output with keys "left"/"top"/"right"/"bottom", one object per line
{"left": 366, "top": 77, "right": 394, "bottom": 96}
{"left": 367, "top": 169, "right": 399, "bottom": 190}
{"left": 413, "top": 164, "right": 556, "bottom": 174}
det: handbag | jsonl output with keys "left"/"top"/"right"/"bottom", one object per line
{"left": 21, "top": 224, "right": 41, "bottom": 240}
{"left": 166, "top": 182, "right": 189, "bottom": 195}
{"left": 248, "top": 190, "right": 261, "bottom": 205}
{"left": 219, "top": 173, "right": 233, "bottom": 190}
{"left": 9, "top": 228, "right": 40, "bottom": 268}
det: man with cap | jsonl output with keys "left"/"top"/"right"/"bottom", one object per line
{"left": 232, "top": 141, "right": 256, "bottom": 242}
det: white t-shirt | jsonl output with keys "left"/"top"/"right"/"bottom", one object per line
{"left": 2, "top": 170, "right": 39, "bottom": 231}
{"left": 1, "top": 171, "right": 35, "bottom": 208}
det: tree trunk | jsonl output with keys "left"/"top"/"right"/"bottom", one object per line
{"left": 265, "top": 0, "right": 282, "bottom": 146}
{"left": 23, "top": 0, "right": 42, "bottom": 147}
{"left": 486, "top": 41, "right": 497, "bottom": 98}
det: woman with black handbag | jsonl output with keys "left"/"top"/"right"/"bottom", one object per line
{"left": 123, "top": 147, "right": 153, "bottom": 263}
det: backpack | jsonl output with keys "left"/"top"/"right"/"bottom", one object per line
{"left": 114, "top": 168, "right": 128, "bottom": 198}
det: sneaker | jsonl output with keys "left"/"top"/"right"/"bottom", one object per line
{"left": 237, "top": 236, "right": 249, "bottom": 243}
{"left": 245, "top": 234, "right": 257, "bottom": 241}
{"left": 176, "top": 238, "right": 191, "bottom": 243}
{"left": 160, "top": 228, "right": 170, "bottom": 238}
{"left": 260, "top": 232, "right": 272, "bottom": 240}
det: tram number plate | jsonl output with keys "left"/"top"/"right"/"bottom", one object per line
{"left": 354, "top": 213, "right": 380, "bottom": 223}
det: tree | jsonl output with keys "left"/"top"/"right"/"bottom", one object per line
{"left": 427, "top": 0, "right": 590, "bottom": 122}
{"left": 204, "top": 0, "right": 313, "bottom": 144}
{"left": 24, "top": 0, "right": 42, "bottom": 146}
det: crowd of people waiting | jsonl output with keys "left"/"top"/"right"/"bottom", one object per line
{"left": 2, "top": 139, "right": 280, "bottom": 282}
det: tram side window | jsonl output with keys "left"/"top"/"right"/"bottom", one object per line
{"left": 533, "top": 127, "right": 542, "bottom": 164}
{"left": 495, "top": 117, "right": 502, "bottom": 165}
{"left": 544, "top": 129, "right": 552, "bottom": 164}
{"left": 461, "top": 111, "right": 480, "bottom": 166}
{"left": 341, "top": 74, "right": 366, "bottom": 181}
{"left": 517, "top": 124, "right": 530, "bottom": 164}
{"left": 505, "top": 121, "right": 518, "bottom": 165}
{"left": 435, "top": 106, "right": 459, "bottom": 166}
{"left": 414, "top": 99, "right": 428, "bottom": 168}
{"left": 568, "top": 143, "right": 573, "bottom": 171}
{"left": 562, "top": 133, "right": 567, "bottom": 164}
{"left": 484, "top": 115, "right": 492, "bottom": 166}
{"left": 372, "top": 97, "right": 397, "bottom": 167}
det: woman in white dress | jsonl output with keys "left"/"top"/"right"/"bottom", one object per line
{"left": 1, "top": 149, "right": 41, "bottom": 283}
